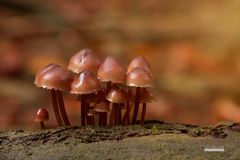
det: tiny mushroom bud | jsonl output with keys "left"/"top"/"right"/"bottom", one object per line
{"left": 68, "top": 48, "right": 102, "bottom": 75}
{"left": 35, "top": 108, "right": 49, "bottom": 129}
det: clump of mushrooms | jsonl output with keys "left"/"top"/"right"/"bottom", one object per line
{"left": 34, "top": 49, "right": 155, "bottom": 128}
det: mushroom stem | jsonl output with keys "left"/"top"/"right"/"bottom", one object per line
{"left": 141, "top": 103, "right": 147, "bottom": 124}
{"left": 123, "top": 102, "right": 131, "bottom": 124}
{"left": 80, "top": 94, "right": 86, "bottom": 126}
{"left": 103, "top": 81, "right": 111, "bottom": 125}
{"left": 109, "top": 103, "right": 115, "bottom": 125}
{"left": 56, "top": 90, "right": 71, "bottom": 126}
{"left": 114, "top": 104, "right": 119, "bottom": 125}
{"left": 40, "top": 121, "right": 45, "bottom": 129}
{"left": 51, "top": 89, "right": 63, "bottom": 126}
{"left": 118, "top": 106, "right": 122, "bottom": 124}
{"left": 132, "top": 87, "right": 141, "bottom": 124}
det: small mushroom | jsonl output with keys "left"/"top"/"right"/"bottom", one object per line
{"left": 35, "top": 108, "right": 49, "bottom": 129}
{"left": 93, "top": 101, "right": 110, "bottom": 126}
{"left": 140, "top": 88, "right": 156, "bottom": 123}
{"left": 68, "top": 48, "right": 102, "bottom": 75}
{"left": 98, "top": 56, "right": 126, "bottom": 125}
{"left": 34, "top": 64, "right": 73, "bottom": 126}
{"left": 106, "top": 88, "right": 127, "bottom": 125}
{"left": 71, "top": 71, "right": 101, "bottom": 126}
{"left": 126, "top": 67, "right": 153, "bottom": 124}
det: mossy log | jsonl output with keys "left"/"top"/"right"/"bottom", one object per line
{"left": 0, "top": 121, "right": 239, "bottom": 160}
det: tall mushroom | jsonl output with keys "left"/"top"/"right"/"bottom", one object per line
{"left": 34, "top": 64, "right": 73, "bottom": 126}
{"left": 98, "top": 56, "right": 126, "bottom": 125}
{"left": 106, "top": 88, "right": 127, "bottom": 125}
{"left": 70, "top": 71, "right": 101, "bottom": 126}
{"left": 35, "top": 108, "right": 49, "bottom": 129}
{"left": 140, "top": 88, "right": 156, "bottom": 123}
{"left": 126, "top": 67, "right": 153, "bottom": 124}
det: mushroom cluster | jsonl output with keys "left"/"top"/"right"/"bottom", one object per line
{"left": 34, "top": 48, "right": 155, "bottom": 128}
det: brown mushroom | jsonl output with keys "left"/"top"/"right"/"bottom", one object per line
{"left": 98, "top": 56, "right": 126, "bottom": 125}
{"left": 35, "top": 108, "right": 49, "bottom": 129}
{"left": 126, "top": 67, "right": 153, "bottom": 124}
{"left": 68, "top": 48, "right": 102, "bottom": 75}
{"left": 106, "top": 88, "right": 127, "bottom": 125}
{"left": 34, "top": 64, "right": 73, "bottom": 126}
{"left": 93, "top": 101, "right": 110, "bottom": 126}
{"left": 71, "top": 71, "right": 101, "bottom": 126}
{"left": 140, "top": 88, "right": 156, "bottom": 123}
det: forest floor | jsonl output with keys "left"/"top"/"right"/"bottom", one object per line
{"left": 0, "top": 121, "right": 240, "bottom": 160}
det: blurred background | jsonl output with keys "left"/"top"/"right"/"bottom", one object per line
{"left": 1, "top": 0, "right": 240, "bottom": 130}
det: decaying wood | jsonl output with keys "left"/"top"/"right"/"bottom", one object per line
{"left": 0, "top": 121, "right": 239, "bottom": 160}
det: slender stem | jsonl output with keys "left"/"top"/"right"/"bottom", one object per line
{"left": 56, "top": 90, "right": 71, "bottom": 126}
{"left": 114, "top": 104, "right": 119, "bottom": 125}
{"left": 141, "top": 103, "right": 147, "bottom": 124}
{"left": 80, "top": 94, "right": 86, "bottom": 126}
{"left": 51, "top": 89, "right": 63, "bottom": 126}
{"left": 102, "top": 112, "right": 107, "bottom": 126}
{"left": 40, "top": 121, "right": 45, "bottom": 129}
{"left": 132, "top": 87, "right": 141, "bottom": 124}
{"left": 104, "top": 81, "right": 111, "bottom": 125}
{"left": 122, "top": 102, "right": 130, "bottom": 124}
{"left": 85, "top": 103, "right": 91, "bottom": 125}
{"left": 109, "top": 103, "right": 115, "bottom": 125}
{"left": 118, "top": 106, "right": 122, "bottom": 124}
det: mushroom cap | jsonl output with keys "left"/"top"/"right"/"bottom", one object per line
{"left": 34, "top": 63, "right": 74, "bottom": 91}
{"left": 71, "top": 71, "right": 101, "bottom": 95}
{"left": 126, "top": 67, "right": 154, "bottom": 88}
{"left": 98, "top": 56, "right": 126, "bottom": 84}
{"left": 68, "top": 48, "right": 102, "bottom": 75}
{"left": 35, "top": 108, "right": 49, "bottom": 122}
{"left": 140, "top": 88, "right": 156, "bottom": 103}
{"left": 93, "top": 101, "right": 110, "bottom": 112}
{"left": 127, "top": 56, "right": 152, "bottom": 75}
{"left": 106, "top": 88, "right": 127, "bottom": 103}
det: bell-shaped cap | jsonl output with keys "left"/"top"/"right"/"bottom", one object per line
{"left": 71, "top": 71, "right": 101, "bottom": 95}
{"left": 68, "top": 48, "right": 102, "bottom": 74}
{"left": 140, "top": 88, "right": 156, "bottom": 103}
{"left": 106, "top": 88, "right": 126, "bottom": 103}
{"left": 127, "top": 56, "right": 152, "bottom": 75}
{"left": 35, "top": 108, "right": 49, "bottom": 122}
{"left": 98, "top": 56, "right": 126, "bottom": 84}
{"left": 126, "top": 67, "right": 153, "bottom": 88}
{"left": 34, "top": 63, "right": 74, "bottom": 91}
{"left": 93, "top": 101, "right": 110, "bottom": 112}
